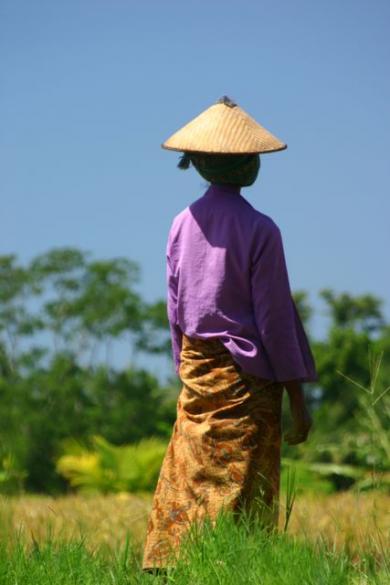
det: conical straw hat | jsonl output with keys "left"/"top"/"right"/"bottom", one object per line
{"left": 162, "top": 96, "right": 287, "bottom": 154}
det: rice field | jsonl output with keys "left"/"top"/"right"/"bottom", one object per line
{"left": 0, "top": 490, "right": 388, "bottom": 583}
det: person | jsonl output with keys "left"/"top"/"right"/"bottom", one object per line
{"left": 142, "top": 96, "right": 317, "bottom": 572}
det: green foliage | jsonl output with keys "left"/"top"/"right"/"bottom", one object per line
{"left": 336, "top": 348, "right": 390, "bottom": 490}
{"left": 0, "top": 249, "right": 178, "bottom": 493}
{"left": 0, "top": 356, "right": 176, "bottom": 493}
{"left": 319, "top": 288, "right": 385, "bottom": 333}
{"left": 281, "top": 459, "right": 334, "bottom": 495}
{"left": 308, "top": 290, "right": 389, "bottom": 428}
{"left": 286, "top": 346, "right": 390, "bottom": 492}
{"left": 0, "top": 247, "right": 172, "bottom": 372}
{"left": 292, "top": 290, "right": 314, "bottom": 331}
{"left": 1, "top": 247, "right": 390, "bottom": 495}
{"left": 56, "top": 435, "right": 168, "bottom": 493}
{"left": 0, "top": 444, "right": 27, "bottom": 495}
{"left": 135, "top": 300, "right": 172, "bottom": 354}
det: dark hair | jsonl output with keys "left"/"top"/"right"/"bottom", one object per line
{"left": 177, "top": 152, "right": 261, "bottom": 187}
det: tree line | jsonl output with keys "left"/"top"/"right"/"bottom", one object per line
{"left": 0, "top": 248, "right": 388, "bottom": 494}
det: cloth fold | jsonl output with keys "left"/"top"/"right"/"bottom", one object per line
{"left": 142, "top": 334, "right": 284, "bottom": 570}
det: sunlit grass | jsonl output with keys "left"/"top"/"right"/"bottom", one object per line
{"left": 0, "top": 491, "right": 150, "bottom": 555}
{"left": 0, "top": 492, "right": 388, "bottom": 584}
{"left": 1, "top": 490, "right": 388, "bottom": 567}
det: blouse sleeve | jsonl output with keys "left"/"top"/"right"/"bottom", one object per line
{"left": 166, "top": 240, "right": 183, "bottom": 375}
{"left": 250, "top": 221, "right": 318, "bottom": 383}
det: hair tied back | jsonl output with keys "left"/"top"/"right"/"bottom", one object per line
{"left": 177, "top": 153, "right": 191, "bottom": 170}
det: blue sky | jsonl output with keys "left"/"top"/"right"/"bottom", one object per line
{"left": 1, "top": 1, "right": 389, "bottom": 378}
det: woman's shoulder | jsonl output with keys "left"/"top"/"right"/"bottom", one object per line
{"left": 247, "top": 207, "right": 280, "bottom": 240}
{"left": 235, "top": 193, "right": 279, "bottom": 232}
{"left": 167, "top": 206, "right": 192, "bottom": 246}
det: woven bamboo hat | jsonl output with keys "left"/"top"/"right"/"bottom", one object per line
{"left": 162, "top": 96, "right": 287, "bottom": 154}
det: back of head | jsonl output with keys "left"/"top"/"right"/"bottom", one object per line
{"left": 178, "top": 152, "right": 261, "bottom": 187}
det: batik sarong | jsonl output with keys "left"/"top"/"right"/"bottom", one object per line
{"left": 142, "top": 334, "right": 284, "bottom": 570}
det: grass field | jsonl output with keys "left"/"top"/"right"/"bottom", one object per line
{"left": 0, "top": 490, "right": 388, "bottom": 583}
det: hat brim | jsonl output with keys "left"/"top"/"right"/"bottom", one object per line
{"left": 161, "top": 144, "right": 288, "bottom": 154}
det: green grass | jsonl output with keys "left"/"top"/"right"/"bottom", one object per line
{"left": 0, "top": 506, "right": 387, "bottom": 585}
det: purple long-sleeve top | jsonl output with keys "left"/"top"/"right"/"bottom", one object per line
{"left": 166, "top": 183, "right": 318, "bottom": 383}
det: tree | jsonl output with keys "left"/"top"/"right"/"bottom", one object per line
{"left": 311, "top": 290, "right": 388, "bottom": 427}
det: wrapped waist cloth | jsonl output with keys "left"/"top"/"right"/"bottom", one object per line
{"left": 142, "top": 334, "right": 284, "bottom": 570}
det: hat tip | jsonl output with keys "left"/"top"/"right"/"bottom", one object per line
{"left": 217, "top": 95, "right": 237, "bottom": 108}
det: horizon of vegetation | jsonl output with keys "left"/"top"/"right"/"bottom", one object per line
{"left": 0, "top": 246, "right": 389, "bottom": 496}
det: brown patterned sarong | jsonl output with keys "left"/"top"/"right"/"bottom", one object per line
{"left": 142, "top": 334, "right": 284, "bottom": 570}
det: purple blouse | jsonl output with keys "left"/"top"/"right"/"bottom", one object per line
{"left": 166, "top": 183, "right": 318, "bottom": 383}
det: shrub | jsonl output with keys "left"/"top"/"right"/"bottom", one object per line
{"left": 55, "top": 435, "right": 168, "bottom": 493}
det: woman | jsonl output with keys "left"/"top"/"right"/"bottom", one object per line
{"left": 142, "top": 96, "right": 317, "bottom": 572}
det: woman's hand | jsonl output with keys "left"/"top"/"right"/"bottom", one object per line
{"left": 283, "top": 380, "right": 313, "bottom": 445}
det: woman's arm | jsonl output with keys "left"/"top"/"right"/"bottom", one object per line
{"left": 250, "top": 220, "right": 316, "bottom": 444}
{"left": 250, "top": 220, "right": 318, "bottom": 383}
{"left": 283, "top": 380, "right": 313, "bottom": 445}
{"left": 166, "top": 245, "right": 183, "bottom": 375}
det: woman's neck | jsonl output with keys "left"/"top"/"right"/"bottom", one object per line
{"left": 211, "top": 183, "right": 242, "bottom": 194}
